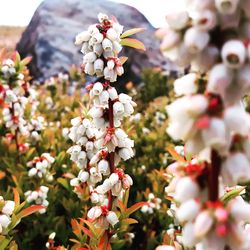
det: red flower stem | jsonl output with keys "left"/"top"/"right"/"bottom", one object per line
{"left": 108, "top": 93, "right": 115, "bottom": 210}
{"left": 208, "top": 150, "right": 221, "bottom": 201}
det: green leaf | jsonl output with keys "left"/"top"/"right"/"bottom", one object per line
{"left": 120, "top": 38, "right": 146, "bottom": 51}
{"left": 0, "top": 237, "right": 12, "bottom": 250}
{"left": 57, "top": 177, "right": 70, "bottom": 191}
{"left": 120, "top": 28, "right": 146, "bottom": 38}
{"left": 221, "top": 186, "right": 246, "bottom": 204}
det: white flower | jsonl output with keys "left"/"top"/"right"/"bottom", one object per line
{"left": 84, "top": 63, "right": 95, "bottom": 75}
{"left": 174, "top": 73, "right": 198, "bottom": 96}
{"left": 182, "top": 222, "right": 198, "bottom": 247}
{"left": 184, "top": 28, "right": 210, "bottom": 54}
{"left": 174, "top": 177, "right": 200, "bottom": 203}
{"left": 2, "top": 201, "right": 15, "bottom": 215}
{"left": 87, "top": 206, "right": 102, "bottom": 220}
{"left": 83, "top": 52, "right": 97, "bottom": 64}
{"left": 229, "top": 197, "right": 250, "bottom": 222}
{"left": 94, "top": 59, "right": 104, "bottom": 76}
{"left": 215, "top": 0, "right": 240, "bottom": 14}
{"left": 166, "top": 11, "right": 189, "bottom": 30}
{"left": 221, "top": 152, "right": 250, "bottom": 186}
{"left": 106, "top": 28, "right": 119, "bottom": 41}
{"left": 106, "top": 211, "right": 119, "bottom": 226}
{"left": 176, "top": 199, "right": 201, "bottom": 223}
{"left": 102, "top": 38, "right": 113, "bottom": 51}
{"left": 75, "top": 31, "right": 91, "bottom": 45}
{"left": 0, "top": 214, "right": 11, "bottom": 228}
{"left": 97, "top": 159, "right": 110, "bottom": 175}
{"left": 191, "top": 10, "right": 217, "bottom": 31}
{"left": 221, "top": 40, "right": 246, "bottom": 69}
{"left": 194, "top": 210, "right": 214, "bottom": 238}
{"left": 78, "top": 170, "right": 89, "bottom": 182}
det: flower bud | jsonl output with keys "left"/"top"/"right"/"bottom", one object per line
{"left": 116, "top": 66, "right": 124, "bottom": 76}
{"left": 112, "top": 181, "right": 122, "bottom": 196}
{"left": 70, "top": 178, "right": 79, "bottom": 187}
{"left": 166, "top": 11, "right": 189, "bottom": 30}
{"left": 99, "top": 90, "right": 109, "bottom": 105}
{"left": 160, "top": 29, "right": 181, "bottom": 51}
{"left": 87, "top": 206, "right": 102, "bottom": 220}
{"left": 123, "top": 174, "right": 133, "bottom": 188}
{"left": 221, "top": 40, "right": 246, "bottom": 69}
{"left": 28, "top": 168, "right": 38, "bottom": 177}
{"left": 94, "top": 59, "right": 104, "bottom": 76}
{"left": 184, "top": 28, "right": 210, "bottom": 54}
{"left": 93, "top": 43, "right": 103, "bottom": 56}
{"left": 83, "top": 52, "right": 97, "bottom": 64}
{"left": 2, "top": 201, "right": 15, "bottom": 215}
{"left": 78, "top": 170, "right": 89, "bottom": 183}
{"left": 107, "top": 28, "right": 119, "bottom": 41}
{"left": 194, "top": 210, "right": 213, "bottom": 238}
{"left": 230, "top": 197, "right": 250, "bottom": 221}
{"left": 176, "top": 199, "right": 201, "bottom": 223}
{"left": 75, "top": 31, "right": 91, "bottom": 45}
{"left": 106, "top": 211, "right": 119, "bottom": 226}
{"left": 119, "top": 147, "right": 134, "bottom": 161}
{"left": 174, "top": 73, "right": 198, "bottom": 96}
{"left": 207, "top": 63, "right": 233, "bottom": 95}
{"left": 107, "top": 87, "right": 118, "bottom": 100}
{"left": 92, "top": 32, "right": 104, "bottom": 44}
{"left": 215, "top": 0, "right": 240, "bottom": 14}
{"left": 113, "top": 101, "right": 125, "bottom": 116}
{"left": 109, "top": 173, "right": 119, "bottom": 185}
{"left": 92, "top": 82, "right": 103, "bottom": 96}
{"left": 174, "top": 177, "right": 199, "bottom": 203}
{"left": 84, "top": 63, "right": 95, "bottom": 75}
{"left": 102, "top": 38, "right": 113, "bottom": 51}
{"left": 107, "top": 60, "right": 115, "bottom": 70}
{"left": 0, "top": 214, "right": 11, "bottom": 228}
{"left": 98, "top": 159, "right": 110, "bottom": 176}
{"left": 113, "top": 41, "right": 123, "bottom": 53}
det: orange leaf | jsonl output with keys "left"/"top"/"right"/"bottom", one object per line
{"left": 119, "top": 56, "right": 128, "bottom": 65}
{"left": 125, "top": 202, "right": 148, "bottom": 216}
{"left": 21, "top": 56, "right": 32, "bottom": 65}
{"left": 18, "top": 205, "right": 44, "bottom": 218}
{"left": 13, "top": 188, "right": 20, "bottom": 206}
{"left": 98, "top": 233, "right": 111, "bottom": 250}
{"left": 0, "top": 171, "right": 6, "bottom": 180}
{"left": 166, "top": 146, "right": 186, "bottom": 163}
{"left": 120, "top": 38, "right": 146, "bottom": 51}
{"left": 122, "top": 218, "right": 138, "bottom": 225}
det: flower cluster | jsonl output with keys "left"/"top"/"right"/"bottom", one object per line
{"left": 67, "top": 13, "right": 137, "bottom": 232}
{"left": 159, "top": 1, "right": 250, "bottom": 249}
{"left": 27, "top": 153, "right": 55, "bottom": 181}
{"left": 141, "top": 193, "right": 162, "bottom": 214}
{"left": 75, "top": 13, "right": 124, "bottom": 82}
{"left": 25, "top": 186, "right": 49, "bottom": 214}
{"left": 0, "top": 196, "right": 15, "bottom": 235}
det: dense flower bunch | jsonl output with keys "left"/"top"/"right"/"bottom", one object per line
{"left": 0, "top": 196, "right": 15, "bottom": 235}
{"left": 0, "top": 53, "right": 46, "bottom": 151}
{"left": 66, "top": 13, "right": 140, "bottom": 240}
{"left": 75, "top": 13, "right": 124, "bottom": 81}
{"left": 140, "top": 193, "right": 162, "bottom": 214}
{"left": 158, "top": 1, "right": 250, "bottom": 249}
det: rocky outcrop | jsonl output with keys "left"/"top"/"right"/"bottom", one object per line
{"left": 17, "top": 0, "right": 167, "bottom": 83}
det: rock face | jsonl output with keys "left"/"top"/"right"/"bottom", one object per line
{"left": 16, "top": 0, "right": 167, "bottom": 83}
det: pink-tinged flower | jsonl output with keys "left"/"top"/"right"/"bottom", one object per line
{"left": 221, "top": 40, "right": 246, "bottom": 69}
{"left": 191, "top": 10, "right": 217, "bottom": 31}
{"left": 87, "top": 206, "right": 102, "bottom": 221}
{"left": 224, "top": 105, "right": 250, "bottom": 135}
{"left": 184, "top": 27, "right": 210, "bottom": 54}
{"left": 182, "top": 222, "right": 199, "bottom": 247}
{"left": 166, "top": 11, "right": 189, "bottom": 30}
{"left": 207, "top": 63, "right": 233, "bottom": 97}
{"left": 215, "top": 207, "right": 228, "bottom": 223}
{"left": 160, "top": 29, "right": 181, "bottom": 51}
{"left": 194, "top": 210, "right": 214, "bottom": 238}
{"left": 221, "top": 152, "right": 250, "bottom": 186}
{"left": 229, "top": 197, "right": 250, "bottom": 222}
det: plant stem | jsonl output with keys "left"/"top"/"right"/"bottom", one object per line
{"left": 108, "top": 97, "right": 115, "bottom": 210}
{"left": 208, "top": 150, "right": 221, "bottom": 201}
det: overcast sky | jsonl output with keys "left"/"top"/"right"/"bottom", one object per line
{"left": 0, "top": 0, "right": 183, "bottom": 27}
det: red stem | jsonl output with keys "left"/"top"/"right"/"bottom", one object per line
{"left": 108, "top": 97, "right": 115, "bottom": 210}
{"left": 208, "top": 150, "right": 221, "bottom": 201}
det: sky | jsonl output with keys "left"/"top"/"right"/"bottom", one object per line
{"left": 0, "top": 0, "right": 184, "bottom": 28}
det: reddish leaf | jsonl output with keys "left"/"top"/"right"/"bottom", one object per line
{"left": 13, "top": 188, "right": 20, "bottom": 206}
{"left": 21, "top": 56, "right": 32, "bottom": 65}
{"left": 18, "top": 205, "right": 44, "bottom": 218}
{"left": 120, "top": 38, "right": 146, "bottom": 51}
{"left": 0, "top": 171, "right": 6, "bottom": 180}
{"left": 125, "top": 202, "right": 148, "bottom": 216}
{"left": 167, "top": 146, "right": 186, "bottom": 163}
